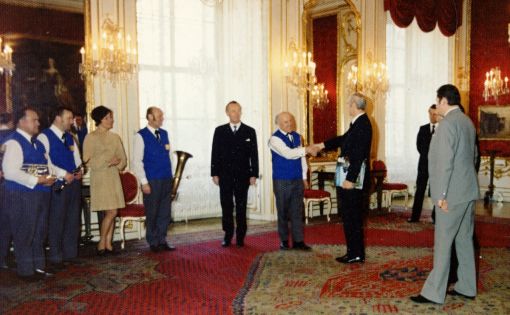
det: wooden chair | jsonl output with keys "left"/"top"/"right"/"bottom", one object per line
{"left": 372, "top": 160, "right": 409, "bottom": 211}
{"left": 117, "top": 171, "right": 146, "bottom": 249}
{"left": 303, "top": 188, "right": 332, "bottom": 224}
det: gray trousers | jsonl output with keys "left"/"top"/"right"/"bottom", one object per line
{"left": 421, "top": 200, "right": 476, "bottom": 303}
{"left": 273, "top": 179, "right": 304, "bottom": 244}
{"left": 143, "top": 179, "right": 172, "bottom": 247}
{"left": 4, "top": 189, "right": 50, "bottom": 276}
{"left": 48, "top": 180, "right": 81, "bottom": 263}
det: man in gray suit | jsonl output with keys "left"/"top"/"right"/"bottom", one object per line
{"left": 411, "top": 84, "right": 479, "bottom": 304}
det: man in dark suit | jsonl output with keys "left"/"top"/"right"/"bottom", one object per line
{"left": 317, "top": 93, "right": 372, "bottom": 264}
{"left": 408, "top": 104, "right": 438, "bottom": 222}
{"left": 211, "top": 101, "right": 259, "bottom": 247}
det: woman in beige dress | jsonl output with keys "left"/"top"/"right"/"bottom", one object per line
{"left": 82, "top": 106, "right": 127, "bottom": 255}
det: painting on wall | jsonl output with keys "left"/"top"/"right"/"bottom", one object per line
{"left": 479, "top": 105, "right": 510, "bottom": 140}
{"left": 9, "top": 37, "right": 85, "bottom": 128}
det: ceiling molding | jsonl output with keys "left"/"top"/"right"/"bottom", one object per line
{"left": 0, "top": 0, "right": 83, "bottom": 13}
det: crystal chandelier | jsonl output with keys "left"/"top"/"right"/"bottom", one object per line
{"left": 0, "top": 37, "right": 15, "bottom": 75}
{"left": 347, "top": 52, "right": 389, "bottom": 99}
{"left": 483, "top": 67, "right": 509, "bottom": 102}
{"left": 310, "top": 83, "right": 329, "bottom": 108}
{"left": 284, "top": 40, "right": 329, "bottom": 107}
{"left": 79, "top": 17, "right": 137, "bottom": 85}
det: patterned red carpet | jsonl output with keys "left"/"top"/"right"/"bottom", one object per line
{"left": 0, "top": 212, "right": 509, "bottom": 314}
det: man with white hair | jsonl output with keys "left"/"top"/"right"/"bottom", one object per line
{"left": 269, "top": 111, "right": 318, "bottom": 251}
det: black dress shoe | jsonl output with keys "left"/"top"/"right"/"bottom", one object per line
{"left": 150, "top": 245, "right": 161, "bottom": 253}
{"left": 97, "top": 248, "right": 106, "bottom": 256}
{"left": 159, "top": 244, "right": 176, "bottom": 251}
{"left": 236, "top": 240, "right": 244, "bottom": 247}
{"left": 105, "top": 248, "right": 119, "bottom": 256}
{"left": 338, "top": 256, "right": 365, "bottom": 264}
{"left": 35, "top": 268, "right": 55, "bottom": 277}
{"left": 407, "top": 218, "right": 419, "bottom": 223}
{"left": 221, "top": 241, "right": 231, "bottom": 247}
{"left": 293, "top": 242, "right": 312, "bottom": 251}
{"left": 410, "top": 295, "right": 437, "bottom": 304}
{"left": 335, "top": 254, "right": 349, "bottom": 263}
{"left": 279, "top": 241, "right": 289, "bottom": 250}
{"left": 447, "top": 290, "right": 475, "bottom": 300}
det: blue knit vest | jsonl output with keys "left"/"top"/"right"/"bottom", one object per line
{"left": 271, "top": 130, "right": 302, "bottom": 180}
{"left": 138, "top": 127, "right": 172, "bottom": 180}
{"left": 4, "top": 131, "right": 51, "bottom": 192}
{"left": 42, "top": 128, "right": 76, "bottom": 172}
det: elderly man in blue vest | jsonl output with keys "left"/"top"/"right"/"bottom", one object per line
{"left": 2, "top": 107, "right": 56, "bottom": 280}
{"left": 132, "top": 106, "right": 175, "bottom": 252}
{"left": 269, "top": 112, "right": 319, "bottom": 250}
{"left": 38, "top": 106, "right": 82, "bottom": 270}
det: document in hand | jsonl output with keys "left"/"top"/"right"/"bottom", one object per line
{"left": 335, "top": 158, "right": 366, "bottom": 189}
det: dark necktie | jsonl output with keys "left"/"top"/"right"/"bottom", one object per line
{"left": 431, "top": 125, "right": 435, "bottom": 135}
{"left": 61, "top": 133, "right": 67, "bottom": 145}
{"left": 31, "top": 137, "right": 37, "bottom": 149}
{"left": 286, "top": 133, "right": 293, "bottom": 144}
{"left": 233, "top": 126, "right": 238, "bottom": 134}
{"left": 155, "top": 129, "right": 161, "bottom": 143}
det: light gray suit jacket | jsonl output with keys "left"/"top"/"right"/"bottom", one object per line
{"left": 428, "top": 107, "right": 479, "bottom": 206}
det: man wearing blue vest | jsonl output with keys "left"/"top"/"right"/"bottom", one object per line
{"left": 2, "top": 107, "right": 56, "bottom": 280}
{"left": 269, "top": 112, "right": 318, "bottom": 250}
{"left": 0, "top": 112, "right": 14, "bottom": 270}
{"left": 38, "top": 106, "right": 82, "bottom": 270}
{"left": 132, "top": 106, "right": 175, "bottom": 252}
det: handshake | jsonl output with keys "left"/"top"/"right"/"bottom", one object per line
{"left": 304, "top": 143, "right": 324, "bottom": 157}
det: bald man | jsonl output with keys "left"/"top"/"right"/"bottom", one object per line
{"left": 269, "top": 112, "right": 318, "bottom": 251}
{"left": 132, "top": 106, "right": 175, "bottom": 252}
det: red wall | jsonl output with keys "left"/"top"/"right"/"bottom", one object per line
{"left": 469, "top": 0, "right": 510, "bottom": 155}
{"left": 0, "top": 3, "right": 84, "bottom": 112}
{"left": 312, "top": 15, "right": 338, "bottom": 143}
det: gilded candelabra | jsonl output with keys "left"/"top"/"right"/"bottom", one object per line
{"left": 79, "top": 17, "right": 137, "bottom": 85}
{"left": 0, "top": 37, "right": 14, "bottom": 75}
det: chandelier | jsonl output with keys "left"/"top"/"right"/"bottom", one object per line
{"left": 347, "top": 52, "right": 389, "bottom": 99}
{"left": 79, "top": 17, "right": 137, "bottom": 85}
{"left": 284, "top": 40, "right": 329, "bottom": 107}
{"left": 0, "top": 37, "right": 15, "bottom": 75}
{"left": 483, "top": 67, "right": 509, "bottom": 102}
{"left": 310, "top": 83, "right": 329, "bottom": 108}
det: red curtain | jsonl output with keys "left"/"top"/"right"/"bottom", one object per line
{"left": 384, "top": 0, "right": 463, "bottom": 36}
{"left": 312, "top": 15, "right": 337, "bottom": 143}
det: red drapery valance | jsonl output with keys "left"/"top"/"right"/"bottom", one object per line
{"left": 384, "top": 0, "right": 463, "bottom": 36}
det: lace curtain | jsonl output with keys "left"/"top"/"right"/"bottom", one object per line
{"left": 136, "top": 0, "right": 268, "bottom": 220}
{"left": 385, "top": 14, "right": 451, "bottom": 185}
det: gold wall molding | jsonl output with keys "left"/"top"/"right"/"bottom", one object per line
{"left": 303, "top": 0, "right": 360, "bottom": 142}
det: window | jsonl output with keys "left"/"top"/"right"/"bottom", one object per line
{"left": 385, "top": 15, "right": 452, "bottom": 184}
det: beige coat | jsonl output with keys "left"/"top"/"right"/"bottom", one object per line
{"left": 83, "top": 127, "right": 127, "bottom": 211}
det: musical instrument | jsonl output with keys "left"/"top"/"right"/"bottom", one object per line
{"left": 171, "top": 151, "right": 193, "bottom": 201}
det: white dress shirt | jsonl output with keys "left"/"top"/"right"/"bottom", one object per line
{"left": 268, "top": 128, "right": 308, "bottom": 179}
{"left": 230, "top": 122, "right": 241, "bottom": 133}
{"left": 2, "top": 128, "right": 58, "bottom": 189}
{"left": 132, "top": 125, "right": 172, "bottom": 185}
{"left": 37, "top": 124, "right": 82, "bottom": 179}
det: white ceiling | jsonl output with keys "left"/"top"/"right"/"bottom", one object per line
{"left": 0, "top": 0, "right": 83, "bottom": 13}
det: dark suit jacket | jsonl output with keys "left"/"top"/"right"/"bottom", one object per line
{"left": 416, "top": 123, "right": 433, "bottom": 174}
{"left": 211, "top": 123, "right": 259, "bottom": 180}
{"left": 324, "top": 113, "right": 372, "bottom": 188}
